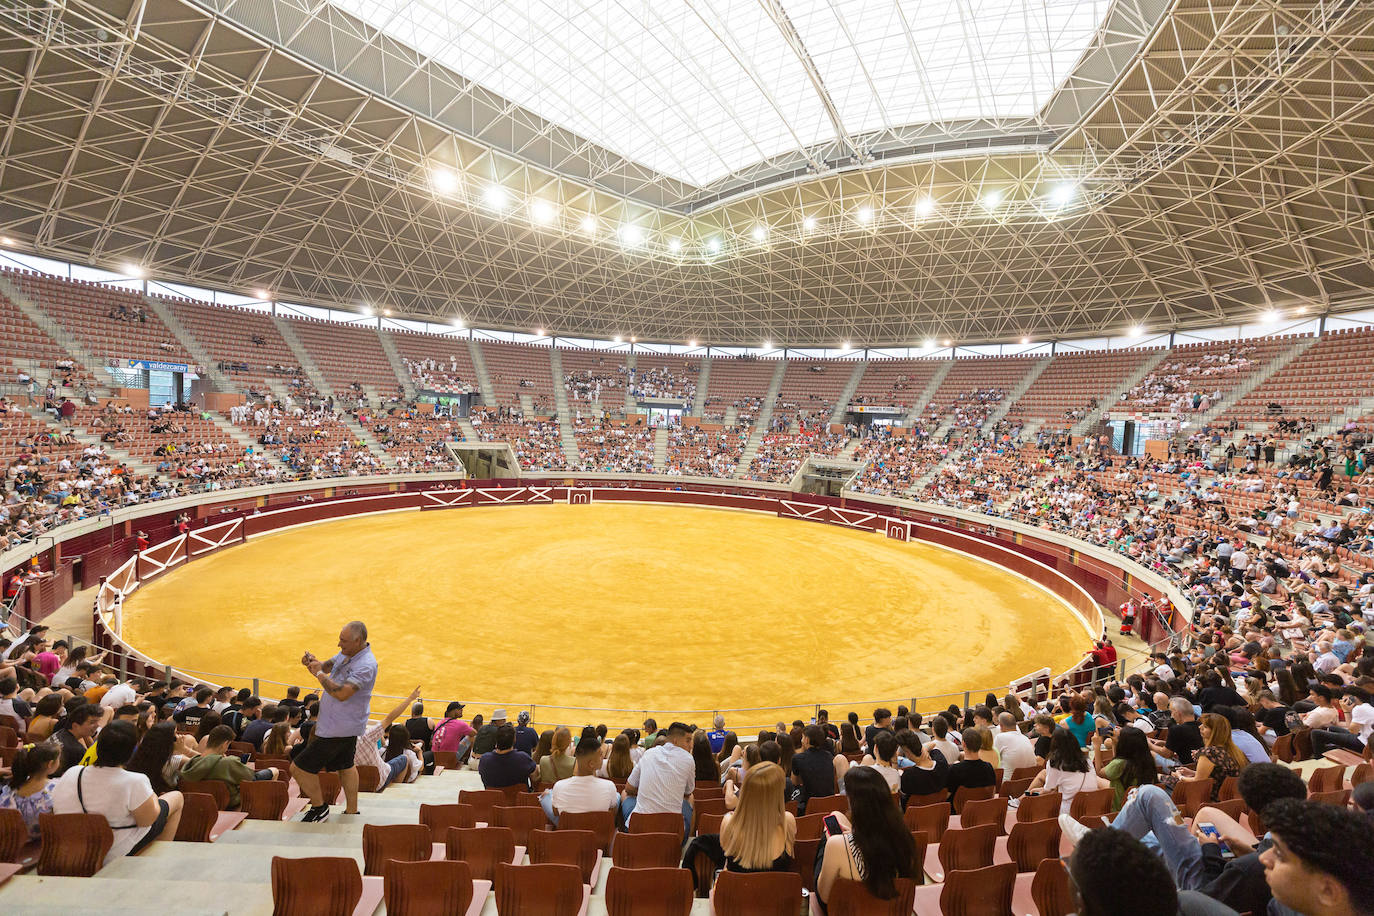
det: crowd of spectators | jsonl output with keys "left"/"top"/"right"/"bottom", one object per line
{"left": 664, "top": 426, "right": 749, "bottom": 477}
{"left": 572, "top": 418, "right": 654, "bottom": 473}
{"left": 470, "top": 406, "right": 568, "bottom": 470}
{"left": 403, "top": 357, "right": 472, "bottom": 395}
{"left": 628, "top": 364, "right": 697, "bottom": 403}
{"left": 1122, "top": 345, "right": 1257, "bottom": 414}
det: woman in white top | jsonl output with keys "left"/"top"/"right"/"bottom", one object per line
{"left": 856, "top": 731, "right": 902, "bottom": 794}
{"left": 1026, "top": 727, "right": 1109, "bottom": 815}
{"left": 51, "top": 720, "right": 184, "bottom": 865}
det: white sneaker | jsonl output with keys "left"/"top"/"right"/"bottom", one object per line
{"left": 1059, "top": 812, "right": 1091, "bottom": 846}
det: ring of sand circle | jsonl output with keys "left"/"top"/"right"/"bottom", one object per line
{"left": 120, "top": 502, "right": 1089, "bottom": 726}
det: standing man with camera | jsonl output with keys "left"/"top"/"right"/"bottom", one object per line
{"left": 291, "top": 620, "right": 377, "bottom": 823}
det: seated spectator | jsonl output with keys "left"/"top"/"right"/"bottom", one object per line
{"left": 944, "top": 728, "right": 997, "bottom": 807}
{"left": 1258, "top": 798, "right": 1374, "bottom": 916}
{"left": 430, "top": 701, "right": 475, "bottom": 762}
{"left": 468, "top": 709, "right": 505, "bottom": 769}
{"left": 1027, "top": 727, "right": 1109, "bottom": 814}
{"left": 542, "top": 732, "right": 618, "bottom": 826}
{"left": 1165, "top": 714, "right": 1249, "bottom": 803}
{"left": 537, "top": 726, "right": 575, "bottom": 785}
{"left": 240, "top": 703, "right": 282, "bottom": 750}
{"left": 1067, "top": 825, "right": 1238, "bottom": 916}
{"left": 0, "top": 743, "right": 60, "bottom": 840}
{"left": 1311, "top": 687, "right": 1373, "bottom": 759}
{"left": 53, "top": 704, "right": 104, "bottom": 776}
{"left": 693, "top": 730, "right": 721, "bottom": 784}
{"left": 928, "top": 715, "right": 961, "bottom": 764}
{"left": 1096, "top": 725, "right": 1157, "bottom": 811}
{"left": 26, "top": 694, "right": 63, "bottom": 742}
{"left": 817, "top": 766, "right": 921, "bottom": 906}
{"left": 403, "top": 701, "right": 433, "bottom": 751}
{"left": 351, "top": 687, "right": 423, "bottom": 793}
{"left": 171, "top": 686, "right": 215, "bottom": 729}
{"left": 897, "top": 730, "right": 949, "bottom": 805}
{"left": 993, "top": 711, "right": 1037, "bottom": 775}
{"left": 381, "top": 725, "right": 423, "bottom": 784}
{"left": 513, "top": 711, "right": 539, "bottom": 756}
{"left": 621, "top": 721, "right": 695, "bottom": 833}
{"left": 856, "top": 731, "right": 901, "bottom": 793}
{"left": 478, "top": 723, "right": 536, "bottom": 790}
{"left": 599, "top": 733, "right": 634, "bottom": 780}
{"left": 51, "top": 720, "right": 184, "bottom": 865}
{"left": 720, "top": 762, "right": 795, "bottom": 873}
{"left": 792, "top": 725, "right": 846, "bottom": 810}
{"left": 179, "top": 725, "right": 279, "bottom": 808}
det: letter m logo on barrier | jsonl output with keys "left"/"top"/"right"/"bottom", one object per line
{"left": 885, "top": 519, "right": 911, "bottom": 541}
{"left": 568, "top": 489, "right": 593, "bottom": 505}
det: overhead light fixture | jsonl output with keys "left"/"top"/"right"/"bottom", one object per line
{"left": 802, "top": 216, "right": 817, "bottom": 232}
{"left": 943, "top": 339, "right": 952, "bottom": 347}
{"left": 1129, "top": 325, "right": 1143, "bottom": 337}
{"left": 361, "top": 305, "right": 373, "bottom": 317}
{"left": 535, "top": 328, "right": 546, "bottom": 337}
{"left": 630, "top": 336, "right": 637, "bottom": 343}
{"left": 668, "top": 238, "right": 682, "bottom": 253}
{"left": 751, "top": 224, "right": 768, "bottom": 242}
{"left": 618, "top": 224, "right": 644, "bottom": 247}
{"left": 580, "top": 215, "right": 597, "bottom": 233}
{"left": 840, "top": 341, "right": 851, "bottom": 352}
{"left": 1051, "top": 183, "right": 1077, "bottom": 206}
{"left": 124, "top": 264, "right": 145, "bottom": 278}
{"left": 1021, "top": 337, "right": 1030, "bottom": 345}
{"left": 856, "top": 206, "right": 874, "bottom": 225}
{"left": 763, "top": 341, "right": 773, "bottom": 350}
{"left": 1295, "top": 306, "right": 1308, "bottom": 315}
{"left": 924, "top": 338, "right": 936, "bottom": 349}
{"left": 688, "top": 339, "right": 697, "bottom": 348}
{"left": 915, "top": 197, "right": 935, "bottom": 217}
{"left": 254, "top": 289, "right": 270, "bottom": 300}
{"left": 1262, "top": 309, "right": 1279, "bottom": 323}
{"left": 0, "top": 236, "right": 13, "bottom": 246}
{"left": 453, "top": 319, "right": 466, "bottom": 330}
{"left": 613, "top": 336, "right": 623, "bottom": 344}
{"left": 981, "top": 191, "right": 1003, "bottom": 210}
{"left": 706, "top": 238, "right": 722, "bottom": 254}
{"left": 483, "top": 184, "right": 507, "bottom": 209}
{"left": 431, "top": 168, "right": 458, "bottom": 194}
{"left": 530, "top": 200, "right": 555, "bottom": 224}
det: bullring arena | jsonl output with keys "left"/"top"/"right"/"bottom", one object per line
{"left": 3, "top": 0, "right": 1374, "bottom": 912}
{"left": 119, "top": 501, "right": 1091, "bottom": 726}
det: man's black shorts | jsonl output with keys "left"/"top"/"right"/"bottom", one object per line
{"left": 292, "top": 735, "right": 357, "bottom": 774}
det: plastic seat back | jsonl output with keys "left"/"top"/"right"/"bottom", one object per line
{"left": 938, "top": 861, "right": 1016, "bottom": 916}
{"left": 174, "top": 792, "right": 219, "bottom": 842}
{"left": 180, "top": 779, "right": 230, "bottom": 811}
{"left": 696, "top": 812, "right": 725, "bottom": 836}
{"left": 294, "top": 771, "right": 341, "bottom": 805}
{"left": 1068, "top": 787, "right": 1114, "bottom": 826}
{"left": 1308, "top": 766, "right": 1346, "bottom": 794}
{"left": 805, "top": 795, "right": 848, "bottom": 818}
{"left": 937, "top": 824, "right": 998, "bottom": 873}
{"left": 1007, "top": 817, "right": 1061, "bottom": 872}
{"left": 998, "top": 776, "right": 1034, "bottom": 799}
{"left": 791, "top": 837, "right": 821, "bottom": 892}
{"left": 1015, "top": 791, "right": 1062, "bottom": 823}
{"left": 241, "top": 780, "right": 288, "bottom": 820}
{"left": 37, "top": 813, "right": 113, "bottom": 877}
{"left": 605, "top": 865, "right": 693, "bottom": 916}
{"left": 420, "top": 802, "right": 477, "bottom": 835}
{"left": 959, "top": 796, "right": 1008, "bottom": 834}
{"left": 459, "top": 788, "right": 508, "bottom": 823}
{"left": 904, "top": 802, "right": 949, "bottom": 842}
{"left": 1171, "top": 779, "right": 1212, "bottom": 818}
{"left": 629, "top": 811, "right": 684, "bottom": 836}
{"left": 793, "top": 813, "right": 824, "bottom": 841}
{"left": 356, "top": 765, "right": 382, "bottom": 794}
{"left": 493, "top": 804, "right": 549, "bottom": 847}
{"left": 711, "top": 870, "right": 802, "bottom": 916}
{"left": 529, "top": 828, "right": 598, "bottom": 883}
{"left": 827, "top": 876, "right": 917, "bottom": 916}
{"left": 559, "top": 809, "right": 615, "bottom": 853}
{"left": 383, "top": 858, "right": 473, "bottom": 916}
{"left": 362, "top": 823, "right": 432, "bottom": 876}
{"left": 1009, "top": 765, "right": 1043, "bottom": 781}
{"left": 906, "top": 790, "right": 947, "bottom": 809}
{"left": 952, "top": 785, "right": 996, "bottom": 814}
{"left": 445, "top": 825, "right": 516, "bottom": 882}
{"left": 1031, "top": 857, "right": 1074, "bottom": 916}
{"left": 270, "top": 855, "right": 362, "bottom": 916}
{"left": 494, "top": 861, "right": 584, "bottom": 916}
{"left": 611, "top": 831, "right": 681, "bottom": 870}
{"left": 0, "top": 808, "right": 27, "bottom": 862}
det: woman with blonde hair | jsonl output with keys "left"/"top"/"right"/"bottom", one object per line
{"left": 538, "top": 726, "right": 575, "bottom": 784}
{"left": 599, "top": 733, "right": 634, "bottom": 780}
{"left": 719, "top": 761, "right": 795, "bottom": 872}
{"left": 973, "top": 725, "right": 999, "bottom": 769}
{"left": 1165, "top": 713, "right": 1248, "bottom": 802}
{"left": 262, "top": 723, "right": 291, "bottom": 758}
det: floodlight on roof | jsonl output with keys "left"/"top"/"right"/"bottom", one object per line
{"left": 383, "top": 309, "right": 392, "bottom": 317}
{"left": 762, "top": 341, "right": 773, "bottom": 350}
{"left": 453, "top": 318, "right": 465, "bottom": 330}
{"left": 668, "top": 238, "right": 682, "bottom": 253}
{"left": 530, "top": 200, "right": 555, "bottom": 224}
{"left": 361, "top": 305, "right": 373, "bottom": 317}
{"left": 915, "top": 197, "right": 935, "bottom": 217}
{"left": 0, "top": 237, "right": 13, "bottom": 246}
{"left": 706, "top": 237, "right": 722, "bottom": 254}
{"left": 618, "top": 224, "right": 644, "bottom": 247}
{"left": 1295, "top": 306, "right": 1308, "bottom": 315}
{"left": 924, "top": 338, "right": 936, "bottom": 349}
{"left": 840, "top": 341, "right": 851, "bottom": 352}
{"left": 430, "top": 168, "right": 458, "bottom": 193}
{"left": 580, "top": 215, "right": 597, "bottom": 233}
{"left": 535, "top": 327, "right": 546, "bottom": 337}
{"left": 1051, "top": 183, "right": 1077, "bottom": 206}
{"left": 751, "top": 224, "right": 767, "bottom": 242}
{"left": 482, "top": 184, "right": 507, "bottom": 209}
{"left": 124, "top": 264, "right": 145, "bottom": 279}
{"left": 856, "top": 205, "right": 873, "bottom": 225}
{"left": 943, "top": 340, "right": 952, "bottom": 347}
{"left": 1021, "top": 337, "right": 1030, "bottom": 345}
{"left": 802, "top": 216, "right": 817, "bottom": 232}
{"left": 613, "top": 335, "right": 623, "bottom": 343}
{"left": 688, "top": 339, "right": 697, "bottom": 348}
{"left": 1261, "top": 309, "right": 1279, "bottom": 323}
{"left": 254, "top": 289, "right": 270, "bottom": 300}
{"left": 1129, "top": 324, "right": 1143, "bottom": 337}
{"left": 981, "top": 190, "right": 1002, "bottom": 209}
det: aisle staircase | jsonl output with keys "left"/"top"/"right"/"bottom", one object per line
{"left": 376, "top": 329, "right": 417, "bottom": 400}
{"left": 548, "top": 347, "right": 580, "bottom": 465}
{"left": 903, "top": 359, "right": 953, "bottom": 428}
{"left": 733, "top": 360, "right": 787, "bottom": 477}
{"left": 622, "top": 350, "right": 637, "bottom": 413}
{"left": 653, "top": 424, "right": 669, "bottom": 471}
{"left": 981, "top": 357, "right": 1051, "bottom": 432}
{"left": 141, "top": 296, "right": 235, "bottom": 393}
{"left": 691, "top": 356, "right": 711, "bottom": 418}
{"left": 464, "top": 338, "right": 496, "bottom": 407}
{"left": 829, "top": 360, "right": 868, "bottom": 425}
{"left": 0, "top": 274, "right": 113, "bottom": 396}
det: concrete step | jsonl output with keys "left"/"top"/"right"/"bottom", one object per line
{"left": 0, "top": 876, "right": 274, "bottom": 916}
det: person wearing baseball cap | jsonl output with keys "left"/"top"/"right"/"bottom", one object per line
{"left": 514, "top": 710, "right": 539, "bottom": 756}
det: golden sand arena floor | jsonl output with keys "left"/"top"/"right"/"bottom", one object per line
{"left": 120, "top": 503, "right": 1090, "bottom": 729}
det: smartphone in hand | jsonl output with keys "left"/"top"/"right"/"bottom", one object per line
{"left": 1197, "top": 822, "right": 1233, "bottom": 859}
{"left": 823, "top": 814, "right": 843, "bottom": 837}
